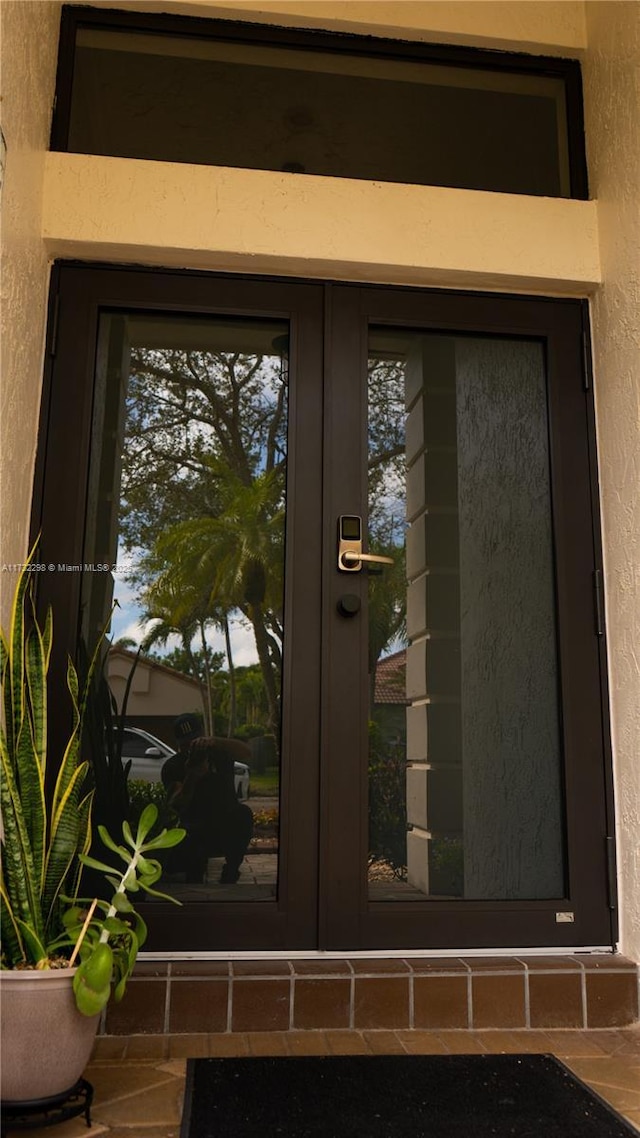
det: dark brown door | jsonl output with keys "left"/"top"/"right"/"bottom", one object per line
{"left": 320, "top": 285, "right": 614, "bottom": 951}
{"left": 35, "top": 266, "right": 615, "bottom": 951}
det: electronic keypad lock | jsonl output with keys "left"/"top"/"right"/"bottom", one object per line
{"left": 337, "top": 515, "right": 394, "bottom": 572}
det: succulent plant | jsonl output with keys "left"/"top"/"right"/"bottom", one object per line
{"left": 0, "top": 546, "right": 184, "bottom": 1014}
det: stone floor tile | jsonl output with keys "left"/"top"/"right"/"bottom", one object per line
{"left": 588, "top": 1028, "right": 640, "bottom": 1056}
{"left": 541, "top": 1030, "right": 610, "bottom": 1057}
{"left": 581, "top": 1084, "right": 640, "bottom": 1113}
{"left": 125, "top": 1035, "right": 169, "bottom": 1059}
{"left": 436, "top": 1031, "right": 489, "bottom": 1053}
{"left": 247, "top": 1030, "right": 289, "bottom": 1055}
{"left": 206, "top": 1032, "right": 251, "bottom": 1056}
{"left": 621, "top": 1109, "right": 640, "bottom": 1134}
{"left": 562, "top": 1056, "right": 640, "bottom": 1092}
{"left": 165, "top": 1033, "right": 212, "bottom": 1058}
{"left": 477, "top": 1030, "right": 553, "bottom": 1053}
{"left": 362, "top": 1030, "right": 407, "bottom": 1054}
{"left": 5, "top": 1121, "right": 109, "bottom": 1138}
{"left": 285, "top": 1031, "right": 332, "bottom": 1055}
{"left": 92, "top": 1037, "right": 129, "bottom": 1061}
{"left": 94, "top": 1079, "right": 184, "bottom": 1127}
{"left": 395, "top": 1031, "right": 449, "bottom": 1054}
{"left": 157, "top": 1060, "right": 188, "bottom": 1077}
{"left": 324, "top": 1030, "right": 372, "bottom": 1054}
{"left": 83, "top": 1063, "right": 178, "bottom": 1104}
{"left": 97, "top": 1129, "right": 180, "bottom": 1137}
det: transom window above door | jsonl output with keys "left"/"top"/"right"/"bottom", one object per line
{"left": 53, "top": 7, "right": 587, "bottom": 198}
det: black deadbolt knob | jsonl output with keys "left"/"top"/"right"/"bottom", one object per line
{"left": 337, "top": 594, "right": 361, "bottom": 617}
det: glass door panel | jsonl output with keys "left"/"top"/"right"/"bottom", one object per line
{"left": 81, "top": 310, "right": 289, "bottom": 903}
{"left": 366, "top": 330, "right": 565, "bottom": 903}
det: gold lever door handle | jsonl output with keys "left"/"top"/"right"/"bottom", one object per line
{"left": 340, "top": 550, "right": 394, "bottom": 567}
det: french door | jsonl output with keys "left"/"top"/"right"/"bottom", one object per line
{"left": 35, "top": 264, "right": 615, "bottom": 952}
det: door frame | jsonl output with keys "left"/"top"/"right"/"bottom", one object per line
{"left": 33, "top": 263, "right": 616, "bottom": 952}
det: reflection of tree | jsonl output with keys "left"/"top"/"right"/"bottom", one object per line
{"left": 208, "top": 665, "right": 270, "bottom": 737}
{"left": 120, "top": 344, "right": 286, "bottom": 743}
{"left": 367, "top": 356, "right": 407, "bottom": 704}
{"left": 149, "top": 466, "right": 284, "bottom": 743}
{"left": 368, "top": 357, "right": 405, "bottom": 547}
{"left": 147, "top": 644, "right": 225, "bottom": 685}
{"left": 139, "top": 571, "right": 224, "bottom": 737}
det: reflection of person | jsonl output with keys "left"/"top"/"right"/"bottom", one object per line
{"left": 162, "top": 714, "right": 253, "bottom": 884}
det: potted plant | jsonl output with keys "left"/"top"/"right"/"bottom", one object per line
{"left": 0, "top": 549, "right": 185, "bottom": 1104}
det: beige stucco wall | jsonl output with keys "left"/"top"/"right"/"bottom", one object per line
{"left": 79, "top": 0, "right": 587, "bottom": 53}
{"left": 108, "top": 652, "right": 205, "bottom": 717}
{"left": 42, "top": 152, "right": 601, "bottom": 294}
{"left": 583, "top": 0, "right": 640, "bottom": 963}
{"left": 0, "top": 1, "right": 60, "bottom": 608}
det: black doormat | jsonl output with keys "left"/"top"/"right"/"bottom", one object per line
{"left": 181, "top": 1054, "right": 637, "bottom": 1138}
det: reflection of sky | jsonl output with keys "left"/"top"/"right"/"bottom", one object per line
{"left": 110, "top": 582, "right": 259, "bottom": 668}
{"left": 109, "top": 546, "right": 259, "bottom": 667}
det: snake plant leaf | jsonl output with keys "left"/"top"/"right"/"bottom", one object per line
{"left": 25, "top": 620, "right": 48, "bottom": 774}
{"left": 67, "top": 791, "right": 94, "bottom": 904}
{"left": 50, "top": 661, "right": 81, "bottom": 815}
{"left": 14, "top": 715, "right": 46, "bottom": 895}
{"left": 40, "top": 605, "right": 53, "bottom": 674}
{"left": 4, "top": 556, "right": 31, "bottom": 762}
{"left": 0, "top": 877, "right": 26, "bottom": 962}
{"left": 0, "top": 629, "right": 8, "bottom": 703}
{"left": 42, "top": 761, "right": 90, "bottom": 930}
{"left": 17, "top": 628, "right": 47, "bottom": 889}
{"left": 15, "top": 918, "right": 48, "bottom": 966}
{"left": 0, "top": 735, "right": 44, "bottom": 947}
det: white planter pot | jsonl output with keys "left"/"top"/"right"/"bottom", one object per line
{"left": 0, "top": 968, "right": 100, "bottom": 1103}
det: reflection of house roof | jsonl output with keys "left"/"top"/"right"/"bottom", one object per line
{"left": 374, "top": 649, "right": 407, "bottom": 705}
{"left": 108, "top": 646, "right": 201, "bottom": 689}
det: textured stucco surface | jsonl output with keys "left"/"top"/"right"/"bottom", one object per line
{"left": 42, "top": 152, "right": 601, "bottom": 294}
{"left": 79, "top": 0, "right": 587, "bottom": 53}
{"left": 583, "top": 2, "right": 640, "bottom": 964}
{"left": 0, "top": 0, "right": 60, "bottom": 620}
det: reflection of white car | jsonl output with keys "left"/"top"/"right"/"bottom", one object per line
{"left": 119, "top": 727, "right": 250, "bottom": 800}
